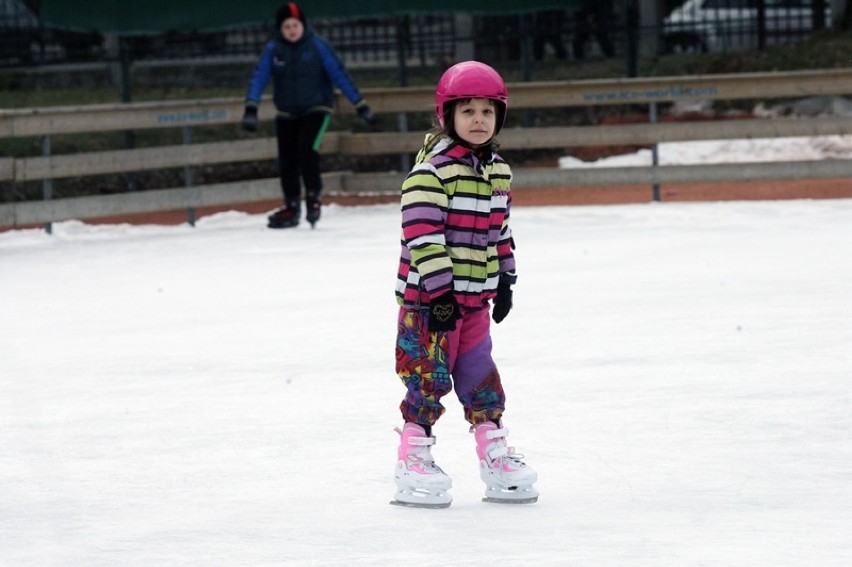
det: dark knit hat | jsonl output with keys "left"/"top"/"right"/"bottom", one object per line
{"left": 276, "top": 3, "right": 307, "bottom": 27}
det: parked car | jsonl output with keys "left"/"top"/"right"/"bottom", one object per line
{"left": 663, "top": 0, "right": 831, "bottom": 53}
{"left": 1, "top": 0, "right": 104, "bottom": 66}
{"left": 0, "top": 0, "right": 39, "bottom": 64}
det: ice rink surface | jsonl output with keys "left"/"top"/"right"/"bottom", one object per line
{"left": 2, "top": 197, "right": 851, "bottom": 566}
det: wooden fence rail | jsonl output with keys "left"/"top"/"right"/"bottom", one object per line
{"left": 1, "top": 68, "right": 852, "bottom": 228}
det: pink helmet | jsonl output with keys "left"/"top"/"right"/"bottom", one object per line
{"left": 435, "top": 61, "right": 508, "bottom": 135}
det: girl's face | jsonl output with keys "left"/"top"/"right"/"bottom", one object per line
{"left": 452, "top": 98, "right": 497, "bottom": 147}
{"left": 280, "top": 18, "right": 305, "bottom": 43}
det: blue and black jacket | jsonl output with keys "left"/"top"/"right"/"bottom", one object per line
{"left": 245, "top": 25, "right": 367, "bottom": 117}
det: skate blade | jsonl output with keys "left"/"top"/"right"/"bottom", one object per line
{"left": 482, "top": 495, "right": 538, "bottom": 504}
{"left": 389, "top": 499, "right": 451, "bottom": 509}
{"left": 482, "top": 486, "right": 539, "bottom": 504}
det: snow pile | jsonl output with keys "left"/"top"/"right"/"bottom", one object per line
{"left": 560, "top": 135, "right": 852, "bottom": 168}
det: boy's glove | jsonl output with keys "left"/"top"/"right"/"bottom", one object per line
{"left": 428, "top": 291, "right": 461, "bottom": 332}
{"left": 357, "top": 104, "right": 377, "bottom": 126}
{"left": 242, "top": 106, "right": 258, "bottom": 132}
{"left": 491, "top": 278, "right": 513, "bottom": 324}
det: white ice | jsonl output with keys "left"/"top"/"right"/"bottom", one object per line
{"left": 2, "top": 135, "right": 852, "bottom": 565}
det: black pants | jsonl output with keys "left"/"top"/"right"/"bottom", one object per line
{"left": 275, "top": 112, "right": 331, "bottom": 205}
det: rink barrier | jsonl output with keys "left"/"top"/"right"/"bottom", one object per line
{"left": 1, "top": 68, "right": 852, "bottom": 228}
{"left": 7, "top": 117, "right": 852, "bottom": 182}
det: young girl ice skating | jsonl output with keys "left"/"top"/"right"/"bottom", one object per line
{"left": 392, "top": 61, "right": 538, "bottom": 508}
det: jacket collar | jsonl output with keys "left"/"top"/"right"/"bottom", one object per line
{"left": 445, "top": 141, "right": 496, "bottom": 174}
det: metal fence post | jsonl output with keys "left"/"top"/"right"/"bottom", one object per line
{"left": 520, "top": 13, "right": 535, "bottom": 127}
{"left": 650, "top": 102, "right": 660, "bottom": 201}
{"left": 119, "top": 38, "right": 138, "bottom": 192}
{"left": 396, "top": 16, "right": 411, "bottom": 173}
{"left": 623, "top": 0, "right": 639, "bottom": 78}
{"left": 41, "top": 135, "right": 53, "bottom": 234}
{"left": 183, "top": 125, "right": 196, "bottom": 226}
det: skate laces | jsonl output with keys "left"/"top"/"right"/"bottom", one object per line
{"left": 490, "top": 444, "right": 527, "bottom": 466}
{"left": 501, "top": 447, "right": 527, "bottom": 466}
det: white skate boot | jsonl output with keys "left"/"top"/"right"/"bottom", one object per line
{"left": 390, "top": 423, "right": 453, "bottom": 509}
{"left": 472, "top": 421, "right": 538, "bottom": 504}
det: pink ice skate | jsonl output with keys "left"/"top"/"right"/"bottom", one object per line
{"left": 390, "top": 423, "right": 453, "bottom": 509}
{"left": 472, "top": 421, "right": 538, "bottom": 504}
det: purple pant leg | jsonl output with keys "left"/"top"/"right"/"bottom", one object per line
{"left": 448, "top": 308, "right": 506, "bottom": 424}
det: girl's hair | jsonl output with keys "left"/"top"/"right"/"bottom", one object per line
{"left": 430, "top": 98, "right": 500, "bottom": 153}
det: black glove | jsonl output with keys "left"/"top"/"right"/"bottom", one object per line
{"left": 357, "top": 104, "right": 377, "bottom": 126}
{"left": 242, "top": 106, "right": 258, "bottom": 132}
{"left": 428, "top": 291, "right": 461, "bottom": 332}
{"left": 492, "top": 278, "right": 513, "bottom": 324}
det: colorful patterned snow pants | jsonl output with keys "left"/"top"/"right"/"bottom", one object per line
{"left": 396, "top": 306, "right": 506, "bottom": 427}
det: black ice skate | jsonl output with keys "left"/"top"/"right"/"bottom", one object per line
{"left": 267, "top": 202, "right": 300, "bottom": 229}
{"left": 305, "top": 192, "right": 321, "bottom": 229}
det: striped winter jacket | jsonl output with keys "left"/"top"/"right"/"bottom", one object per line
{"left": 395, "top": 135, "right": 516, "bottom": 310}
